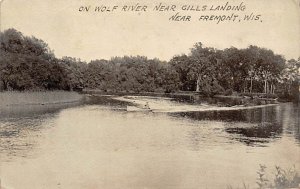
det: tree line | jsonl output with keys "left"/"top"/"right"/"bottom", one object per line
{"left": 0, "top": 28, "right": 299, "bottom": 99}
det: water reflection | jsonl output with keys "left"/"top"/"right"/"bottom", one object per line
{"left": 172, "top": 106, "right": 280, "bottom": 123}
{"left": 171, "top": 103, "right": 300, "bottom": 146}
{"left": 225, "top": 122, "right": 282, "bottom": 146}
{"left": 282, "top": 103, "right": 300, "bottom": 143}
{"left": 168, "top": 94, "right": 277, "bottom": 107}
{"left": 0, "top": 95, "right": 299, "bottom": 189}
{"left": 0, "top": 114, "right": 56, "bottom": 162}
{"left": 85, "top": 95, "right": 131, "bottom": 107}
{"left": 0, "top": 101, "right": 84, "bottom": 118}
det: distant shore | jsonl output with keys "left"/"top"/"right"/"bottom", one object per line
{"left": 82, "top": 89, "right": 284, "bottom": 103}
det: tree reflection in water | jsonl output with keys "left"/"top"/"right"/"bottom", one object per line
{"left": 0, "top": 101, "right": 84, "bottom": 162}
{"left": 0, "top": 115, "right": 55, "bottom": 162}
{"left": 172, "top": 103, "right": 299, "bottom": 146}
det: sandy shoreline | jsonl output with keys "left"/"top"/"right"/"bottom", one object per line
{"left": 113, "top": 95, "right": 280, "bottom": 113}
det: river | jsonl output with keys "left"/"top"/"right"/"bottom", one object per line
{"left": 0, "top": 95, "right": 299, "bottom": 189}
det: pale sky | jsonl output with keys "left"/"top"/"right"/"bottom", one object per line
{"left": 2, "top": 0, "right": 300, "bottom": 61}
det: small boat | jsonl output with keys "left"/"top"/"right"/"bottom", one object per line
{"left": 126, "top": 106, "right": 152, "bottom": 112}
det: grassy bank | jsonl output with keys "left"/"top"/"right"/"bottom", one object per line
{"left": 0, "top": 91, "right": 83, "bottom": 107}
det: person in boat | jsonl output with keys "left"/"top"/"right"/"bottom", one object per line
{"left": 144, "top": 102, "right": 150, "bottom": 109}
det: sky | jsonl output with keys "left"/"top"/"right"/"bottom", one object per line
{"left": 1, "top": 0, "right": 300, "bottom": 62}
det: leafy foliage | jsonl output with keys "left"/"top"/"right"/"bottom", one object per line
{"left": 228, "top": 165, "right": 300, "bottom": 189}
{"left": 0, "top": 28, "right": 299, "bottom": 99}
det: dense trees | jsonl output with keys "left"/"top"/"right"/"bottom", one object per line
{"left": 83, "top": 56, "right": 180, "bottom": 93}
{"left": 0, "top": 29, "right": 87, "bottom": 91}
{"left": 0, "top": 28, "right": 299, "bottom": 100}
{"left": 0, "top": 28, "right": 64, "bottom": 90}
{"left": 170, "top": 43, "right": 297, "bottom": 98}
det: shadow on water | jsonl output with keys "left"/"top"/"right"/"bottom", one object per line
{"left": 85, "top": 95, "right": 132, "bottom": 108}
{"left": 172, "top": 110, "right": 283, "bottom": 147}
{"left": 0, "top": 98, "right": 89, "bottom": 161}
{"left": 171, "top": 102, "right": 300, "bottom": 146}
{"left": 0, "top": 101, "right": 85, "bottom": 118}
{"left": 172, "top": 105, "right": 280, "bottom": 123}
{"left": 0, "top": 114, "right": 55, "bottom": 161}
{"left": 225, "top": 122, "right": 283, "bottom": 146}
{"left": 0, "top": 95, "right": 132, "bottom": 161}
{"left": 283, "top": 103, "right": 300, "bottom": 143}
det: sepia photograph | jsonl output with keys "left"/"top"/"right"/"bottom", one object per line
{"left": 0, "top": 0, "right": 299, "bottom": 188}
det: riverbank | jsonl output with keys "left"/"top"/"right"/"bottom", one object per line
{"left": 0, "top": 91, "right": 83, "bottom": 107}
{"left": 0, "top": 91, "right": 84, "bottom": 117}
{"left": 113, "top": 95, "right": 280, "bottom": 113}
{"left": 83, "top": 89, "right": 283, "bottom": 108}
{"left": 83, "top": 89, "right": 283, "bottom": 101}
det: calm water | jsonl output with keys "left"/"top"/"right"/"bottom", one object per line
{"left": 0, "top": 95, "right": 299, "bottom": 189}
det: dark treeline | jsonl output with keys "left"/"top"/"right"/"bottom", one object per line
{"left": 0, "top": 29, "right": 299, "bottom": 100}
